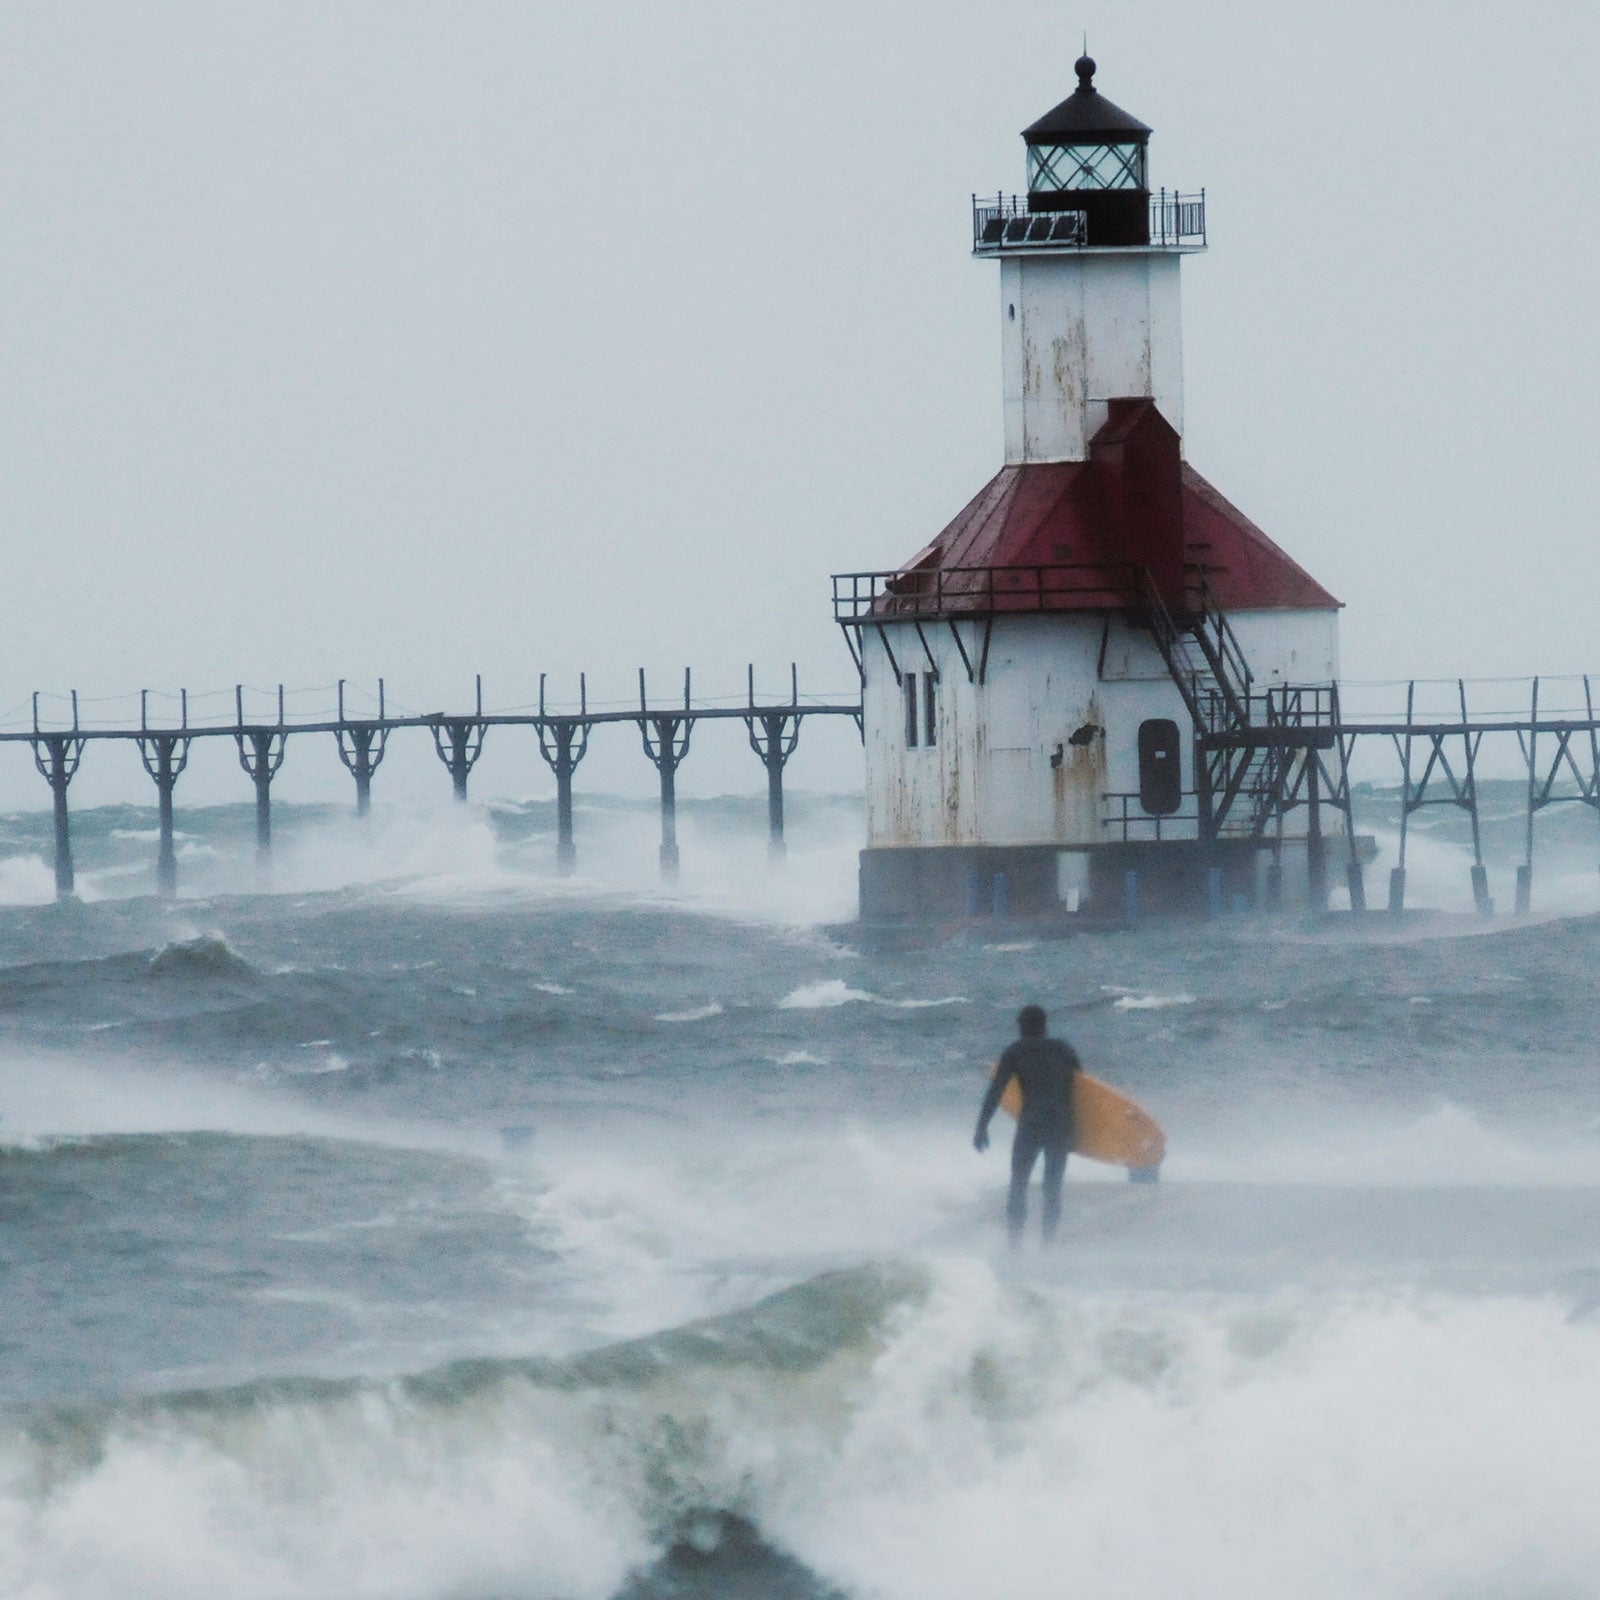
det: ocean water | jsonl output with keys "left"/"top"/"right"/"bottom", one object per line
{"left": 1, "top": 787, "right": 1599, "bottom": 1599}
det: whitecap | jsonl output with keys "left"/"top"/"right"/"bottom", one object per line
{"left": 1112, "top": 991, "right": 1197, "bottom": 1011}
{"left": 778, "top": 979, "right": 968, "bottom": 1011}
{"left": 655, "top": 1003, "right": 725, "bottom": 1024}
{"left": 778, "top": 979, "right": 875, "bottom": 1009}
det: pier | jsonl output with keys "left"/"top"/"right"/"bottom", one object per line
{"left": 9, "top": 655, "right": 1598, "bottom": 920}
{"left": 7, "top": 669, "right": 861, "bottom": 899}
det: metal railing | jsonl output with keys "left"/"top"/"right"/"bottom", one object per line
{"left": 971, "top": 189, "right": 1205, "bottom": 253}
{"left": 1150, "top": 190, "right": 1207, "bottom": 248}
{"left": 833, "top": 564, "right": 1138, "bottom": 624}
{"left": 972, "top": 196, "right": 1087, "bottom": 252}
{"left": 1101, "top": 792, "right": 1200, "bottom": 842}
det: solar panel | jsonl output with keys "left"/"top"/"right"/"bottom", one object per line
{"left": 981, "top": 217, "right": 1005, "bottom": 244}
{"left": 1026, "top": 216, "right": 1053, "bottom": 242}
{"left": 1004, "top": 217, "right": 1030, "bottom": 242}
{"left": 1050, "top": 214, "right": 1085, "bottom": 243}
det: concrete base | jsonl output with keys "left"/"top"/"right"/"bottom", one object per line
{"left": 858, "top": 839, "right": 1262, "bottom": 923}
{"left": 858, "top": 844, "right": 1063, "bottom": 922}
{"left": 1088, "top": 839, "right": 1259, "bottom": 917}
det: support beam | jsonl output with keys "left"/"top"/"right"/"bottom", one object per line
{"left": 335, "top": 679, "right": 389, "bottom": 817}
{"left": 1520, "top": 677, "right": 1539, "bottom": 913}
{"left": 1390, "top": 681, "right": 1415, "bottom": 915}
{"left": 1306, "top": 752, "right": 1327, "bottom": 913}
{"left": 1459, "top": 679, "right": 1490, "bottom": 917}
{"left": 430, "top": 675, "right": 487, "bottom": 801}
{"left": 30, "top": 692, "right": 84, "bottom": 900}
{"left": 744, "top": 664, "right": 802, "bottom": 860}
{"left": 638, "top": 668, "right": 693, "bottom": 881}
{"left": 234, "top": 685, "right": 287, "bottom": 863}
{"left": 137, "top": 689, "right": 192, "bottom": 897}
{"left": 536, "top": 674, "right": 592, "bottom": 875}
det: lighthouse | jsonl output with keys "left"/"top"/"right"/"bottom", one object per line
{"left": 834, "top": 57, "right": 1343, "bottom": 920}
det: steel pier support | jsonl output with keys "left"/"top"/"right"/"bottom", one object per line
{"left": 431, "top": 676, "right": 487, "bottom": 801}
{"left": 137, "top": 690, "right": 192, "bottom": 897}
{"left": 335, "top": 679, "right": 389, "bottom": 816}
{"left": 1516, "top": 677, "right": 1540, "bottom": 915}
{"left": 234, "top": 686, "right": 287, "bottom": 863}
{"left": 1460, "top": 680, "right": 1491, "bottom": 916}
{"left": 29, "top": 693, "right": 84, "bottom": 900}
{"left": 638, "top": 668, "right": 693, "bottom": 881}
{"left": 1305, "top": 754, "right": 1327, "bottom": 912}
{"left": 536, "top": 674, "right": 592, "bottom": 875}
{"left": 744, "top": 664, "right": 801, "bottom": 860}
{"left": 1389, "top": 681, "right": 1416, "bottom": 914}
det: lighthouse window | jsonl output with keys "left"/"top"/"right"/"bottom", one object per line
{"left": 903, "top": 673, "right": 938, "bottom": 748}
{"left": 1028, "top": 142, "right": 1146, "bottom": 193}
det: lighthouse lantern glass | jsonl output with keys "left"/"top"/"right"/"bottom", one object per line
{"left": 1028, "top": 141, "right": 1146, "bottom": 194}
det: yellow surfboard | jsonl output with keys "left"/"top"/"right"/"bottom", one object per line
{"left": 996, "top": 1065, "right": 1166, "bottom": 1174}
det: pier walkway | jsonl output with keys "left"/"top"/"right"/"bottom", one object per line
{"left": 6, "top": 668, "right": 861, "bottom": 898}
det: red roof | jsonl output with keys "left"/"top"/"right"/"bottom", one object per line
{"left": 896, "top": 407, "right": 1339, "bottom": 613}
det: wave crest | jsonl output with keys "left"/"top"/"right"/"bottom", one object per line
{"left": 146, "top": 934, "right": 258, "bottom": 982}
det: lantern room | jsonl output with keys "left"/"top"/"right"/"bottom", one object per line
{"left": 1023, "top": 55, "right": 1153, "bottom": 245}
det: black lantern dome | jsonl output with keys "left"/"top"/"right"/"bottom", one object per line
{"left": 1023, "top": 56, "right": 1152, "bottom": 245}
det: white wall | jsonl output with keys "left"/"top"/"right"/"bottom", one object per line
{"left": 863, "top": 614, "right": 1193, "bottom": 848}
{"left": 1228, "top": 608, "right": 1340, "bottom": 687}
{"left": 999, "top": 249, "right": 1187, "bottom": 464}
{"left": 863, "top": 607, "right": 1343, "bottom": 850}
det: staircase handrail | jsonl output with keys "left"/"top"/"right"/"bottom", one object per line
{"left": 1187, "top": 566, "right": 1254, "bottom": 729}
{"left": 1134, "top": 567, "right": 1207, "bottom": 726}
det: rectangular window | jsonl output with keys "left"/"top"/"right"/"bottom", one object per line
{"left": 923, "top": 672, "right": 938, "bottom": 747}
{"left": 904, "top": 674, "right": 919, "bottom": 747}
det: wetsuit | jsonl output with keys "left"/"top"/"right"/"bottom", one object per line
{"left": 975, "top": 1036, "right": 1080, "bottom": 1242}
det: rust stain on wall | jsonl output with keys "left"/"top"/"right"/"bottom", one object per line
{"left": 1052, "top": 693, "right": 1107, "bottom": 845}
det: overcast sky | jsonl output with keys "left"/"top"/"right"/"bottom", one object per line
{"left": 2, "top": 0, "right": 1596, "bottom": 803}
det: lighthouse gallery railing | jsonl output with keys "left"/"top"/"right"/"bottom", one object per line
{"left": 832, "top": 563, "right": 1140, "bottom": 622}
{"left": 971, "top": 190, "right": 1206, "bottom": 253}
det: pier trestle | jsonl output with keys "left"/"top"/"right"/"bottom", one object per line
{"left": 743, "top": 664, "right": 803, "bottom": 860}
{"left": 234, "top": 686, "right": 287, "bottom": 862}
{"left": 535, "top": 674, "right": 592, "bottom": 875}
{"left": 334, "top": 679, "right": 389, "bottom": 816}
{"left": 29, "top": 692, "right": 85, "bottom": 899}
{"left": 136, "top": 690, "right": 193, "bottom": 897}
{"left": 638, "top": 669, "right": 694, "bottom": 881}
{"left": 430, "top": 675, "right": 487, "bottom": 801}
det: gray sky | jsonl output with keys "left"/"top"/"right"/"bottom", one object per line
{"left": 3, "top": 0, "right": 1596, "bottom": 803}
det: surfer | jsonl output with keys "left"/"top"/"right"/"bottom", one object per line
{"left": 973, "top": 1004, "right": 1080, "bottom": 1244}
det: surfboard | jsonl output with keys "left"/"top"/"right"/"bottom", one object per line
{"left": 996, "top": 1065, "right": 1166, "bottom": 1176}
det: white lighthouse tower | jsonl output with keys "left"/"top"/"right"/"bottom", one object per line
{"left": 835, "top": 57, "right": 1343, "bottom": 920}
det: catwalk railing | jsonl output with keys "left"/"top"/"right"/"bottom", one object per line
{"left": 7, "top": 669, "right": 863, "bottom": 898}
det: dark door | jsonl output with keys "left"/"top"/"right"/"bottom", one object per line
{"left": 1138, "top": 718, "right": 1181, "bottom": 816}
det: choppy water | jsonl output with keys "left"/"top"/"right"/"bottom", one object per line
{"left": 1, "top": 787, "right": 1599, "bottom": 1600}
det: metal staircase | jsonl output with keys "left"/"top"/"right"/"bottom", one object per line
{"left": 1135, "top": 565, "right": 1281, "bottom": 838}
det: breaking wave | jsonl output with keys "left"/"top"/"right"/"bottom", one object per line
{"left": 5, "top": 1262, "right": 1600, "bottom": 1600}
